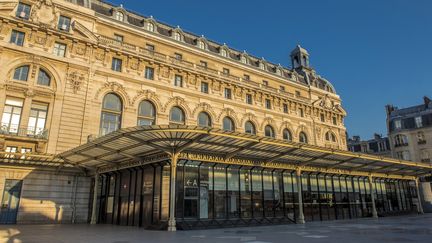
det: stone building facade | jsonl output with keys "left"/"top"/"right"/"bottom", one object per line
{"left": 0, "top": 0, "right": 427, "bottom": 228}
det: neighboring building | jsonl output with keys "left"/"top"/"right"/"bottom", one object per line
{"left": 0, "top": 0, "right": 428, "bottom": 230}
{"left": 386, "top": 97, "right": 432, "bottom": 163}
{"left": 348, "top": 134, "right": 391, "bottom": 157}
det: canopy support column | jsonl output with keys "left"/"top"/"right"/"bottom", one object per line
{"left": 90, "top": 173, "right": 99, "bottom": 224}
{"left": 368, "top": 176, "right": 378, "bottom": 219}
{"left": 296, "top": 168, "right": 305, "bottom": 224}
{"left": 415, "top": 178, "right": 424, "bottom": 214}
{"left": 168, "top": 153, "right": 179, "bottom": 231}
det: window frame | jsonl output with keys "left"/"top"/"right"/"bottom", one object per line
{"left": 10, "top": 30, "right": 25, "bottom": 46}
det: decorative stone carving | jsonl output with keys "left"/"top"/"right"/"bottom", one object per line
{"left": 192, "top": 102, "right": 217, "bottom": 121}
{"left": 132, "top": 89, "right": 162, "bottom": 110}
{"left": 240, "top": 112, "right": 259, "bottom": 128}
{"left": 94, "top": 49, "right": 105, "bottom": 61}
{"left": 68, "top": 71, "right": 85, "bottom": 94}
{"left": 217, "top": 107, "right": 239, "bottom": 125}
{"left": 94, "top": 81, "right": 132, "bottom": 106}
{"left": 30, "top": 0, "right": 58, "bottom": 29}
{"left": 162, "top": 96, "right": 192, "bottom": 116}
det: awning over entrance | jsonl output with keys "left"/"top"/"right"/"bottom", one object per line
{"left": 58, "top": 125, "right": 432, "bottom": 179}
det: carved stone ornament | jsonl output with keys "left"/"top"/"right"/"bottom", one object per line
{"left": 30, "top": 0, "right": 58, "bottom": 29}
{"left": 68, "top": 71, "right": 85, "bottom": 94}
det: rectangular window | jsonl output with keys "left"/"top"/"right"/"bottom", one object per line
{"left": 58, "top": 15, "right": 71, "bottom": 31}
{"left": 27, "top": 102, "right": 48, "bottom": 137}
{"left": 144, "top": 66, "right": 154, "bottom": 80}
{"left": 1, "top": 97, "right": 24, "bottom": 134}
{"left": 320, "top": 113, "right": 325, "bottom": 122}
{"left": 394, "top": 120, "right": 402, "bottom": 129}
{"left": 283, "top": 103, "right": 288, "bottom": 113}
{"left": 246, "top": 94, "right": 253, "bottom": 105}
{"left": 262, "top": 80, "right": 268, "bottom": 86}
{"left": 280, "top": 85, "right": 285, "bottom": 91}
{"left": 265, "top": 99, "right": 271, "bottom": 109}
{"left": 199, "top": 61, "right": 207, "bottom": 68}
{"left": 111, "top": 58, "right": 122, "bottom": 72}
{"left": 333, "top": 117, "right": 337, "bottom": 125}
{"left": 174, "top": 75, "right": 183, "bottom": 87}
{"left": 16, "top": 2, "right": 31, "bottom": 20}
{"left": 222, "top": 68, "right": 230, "bottom": 75}
{"left": 224, "top": 88, "right": 232, "bottom": 99}
{"left": 53, "top": 42, "right": 67, "bottom": 57}
{"left": 5, "top": 146, "right": 18, "bottom": 158}
{"left": 201, "top": 82, "right": 209, "bottom": 94}
{"left": 243, "top": 74, "right": 250, "bottom": 81}
{"left": 295, "top": 90, "right": 301, "bottom": 96}
{"left": 415, "top": 116, "right": 423, "bottom": 128}
{"left": 114, "top": 34, "right": 124, "bottom": 42}
{"left": 10, "top": 30, "right": 25, "bottom": 46}
{"left": 174, "top": 53, "right": 182, "bottom": 60}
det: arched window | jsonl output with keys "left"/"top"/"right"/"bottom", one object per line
{"left": 169, "top": 106, "right": 185, "bottom": 125}
{"left": 222, "top": 117, "right": 235, "bottom": 132}
{"left": 137, "top": 100, "right": 156, "bottom": 126}
{"left": 100, "top": 93, "right": 122, "bottom": 136}
{"left": 173, "top": 32, "right": 181, "bottom": 41}
{"left": 244, "top": 121, "right": 256, "bottom": 135}
{"left": 299, "top": 132, "right": 308, "bottom": 144}
{"left": 264, "top": 125, "right": 275, "bottom": 138}
{"left": 198, "top": 112, "right": 211, "bottom": 127}
{"left": 37, "top": 69, "right": 51, "bottom": 86}
{"left": 147, "top": 22, "right": 154, "bottom": 32}
{"left": 115, "top": 11, "right": 124, "bottom": 21}
{"left": 13, "top": 65, "right": 29, "bottom": 81}
{"left": 326, "top": 132, "right": 336, "bottom": 142}
{"left": 283, "top": 129, "right": 292, "bottom": 142}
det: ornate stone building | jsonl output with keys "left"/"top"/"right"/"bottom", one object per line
{"left": 0, "top": 0, "right": 429, "bottom": 229}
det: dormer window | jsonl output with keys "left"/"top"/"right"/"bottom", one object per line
{"left": 147, "top": 22, "right": 155, "bottom": 32}
{"left": 173, "top": 32, "right": 182, "bottom": 41}
{"left": 241, "top": 55, "right": 248, "bottom": 64}
{"left": 197, "top": 40, "right": 205, "bottom": 49}
{"left": 115, "top": 11, "right": 124, "bottom": 22}
{"left": 220, "top": 48, "right": 228, "bottom": 57}
{"left": 259, "top": 61, "right": 266, "bottom": 70}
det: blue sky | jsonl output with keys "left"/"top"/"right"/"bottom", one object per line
{"left": 106, "top": 0, "right": 432, "bottom": 139}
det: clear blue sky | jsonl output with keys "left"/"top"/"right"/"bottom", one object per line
{"left": 107, "top": 0, "right": 432, "bottom": 139}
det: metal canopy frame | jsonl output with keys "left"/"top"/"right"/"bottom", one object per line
{"left": 58, "top": 125, "right": 432, "bottom": 179}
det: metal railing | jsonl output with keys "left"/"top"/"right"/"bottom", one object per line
{"left": 0, "top": 124, "right": 49, "bottom": 140}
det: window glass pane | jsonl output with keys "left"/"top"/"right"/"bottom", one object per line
{"left": 37, "top": 69, "right": 51, "bottom": 86}
{"left": 103, "top": 93, "right": 122, "bottom": 111}
{"left": 223, "top": 117, "right": 234, "bottom": 131}
{"left": 13, "top": 66, "right": 29, "bottom": 81}
{"left": 252, "top": 169, "right": 263, "bottom": 218}
{"left": 214, "top": 165, "right": 226, "bottom": 219}
{"left": 245, "top": 121, "right": 255, "bottom": 135}
{"left": 198, "top": 112, "right": 211, "bottom": 127}
{"left": 240, "top": 168, "right": 252, "bottom": 218}
{"left": 169, "top": 107, "right": 185, "bottom": 124}
{"left": 227, "top": 167, "right": 240, "bottom": 218}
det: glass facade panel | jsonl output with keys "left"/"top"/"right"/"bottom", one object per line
{"left": 97, "top": 162, "right": 418, "bottom": 230}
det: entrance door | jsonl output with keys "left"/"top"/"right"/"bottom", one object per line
{"left": 0, "top": 180, "right": 23, "bottom": 224}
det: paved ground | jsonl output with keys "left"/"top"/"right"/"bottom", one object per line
{"left": 1, "top": 214, "right": 431, "bottom": 243}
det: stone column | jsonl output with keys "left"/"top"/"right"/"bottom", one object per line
{"left": 415, "top": 178, "right": 424, "bottom": 214}
{"left": 368, "top": 176, "right": 378, "bottom": 218}
{"left": 296, "top": 168, "right": 305, "bottom": 224}
{"left": 168, "top": 153, "right": 178, "bottom": 231}
{"left": 90, "top": 173, "right": 99, "bottom": 225}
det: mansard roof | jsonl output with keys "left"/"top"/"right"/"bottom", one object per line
{"left": 84, "top": 1, "right": 338, "bottom": 93}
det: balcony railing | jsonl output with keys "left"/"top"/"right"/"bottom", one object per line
{"left": 0, "top": 124, "right": 49, "bottom": 140}
{"left": 418, "top": 140, "right": 427, "bottom": 145}
{"left": 196, "top": 65, "right": 218, "bottom": 75}
{"left": 98, "top": 35, "right": 136, "bottom": 51}
{"left": 169, "top": 57, "right": 194, "bottom": 69}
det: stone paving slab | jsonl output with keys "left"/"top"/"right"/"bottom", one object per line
{"left": 1, "top": 214, "right": 431, "bottom": 243}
